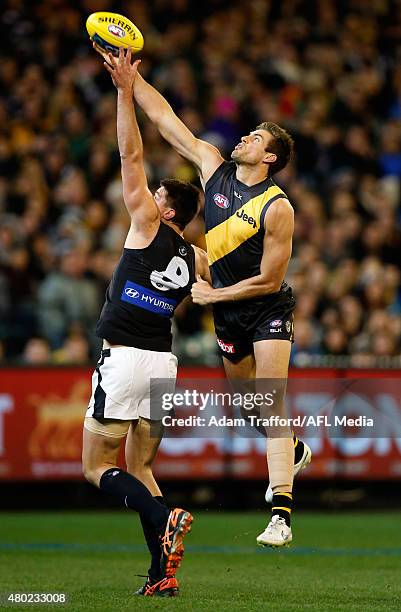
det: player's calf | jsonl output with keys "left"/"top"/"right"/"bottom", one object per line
{"left": 265, "top": 434, "right": 312, "bottom": 503}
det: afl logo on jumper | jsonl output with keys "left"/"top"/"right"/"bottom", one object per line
{"left": 213, "top": 193, "right": 230, "bottom": 209}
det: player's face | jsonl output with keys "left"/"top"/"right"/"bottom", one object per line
{"left": 231, "top": 130, "right": 274, "bottom": 166}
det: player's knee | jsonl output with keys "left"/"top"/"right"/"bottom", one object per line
{"left": 82, "top": 464, "right": 96, "bottom": 486}
{"left": 82, "top": 457, "right": 103, "bottom": 487}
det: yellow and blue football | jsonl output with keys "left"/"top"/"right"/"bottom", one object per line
{"left": 86, "top": 12, "right": 144, "bottom": 55}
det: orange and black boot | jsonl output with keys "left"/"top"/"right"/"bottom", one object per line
{"left": 135, "top": 575, "right": 179, "bottom": 597}
{"left": 160, "top": 508, "right": 193, "bottom": 578}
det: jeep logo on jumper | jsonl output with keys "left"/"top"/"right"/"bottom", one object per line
{"left": 217, "top": 338, "right": 235, "bottom": 353}
{"left": 236, "top": 208, "right": 257, "bottom": 229}
{"left": 121, "top": 281, "right": 177, "bottom": 317}
{"left": 213, "top": 193, "right": 230, "bottom": 209}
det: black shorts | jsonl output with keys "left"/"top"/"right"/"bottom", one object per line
{"left": 213, "top": 285, "right": 295, "bottom": 363}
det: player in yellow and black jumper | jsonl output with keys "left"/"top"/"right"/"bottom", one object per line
{"left": 204, "top": 158, "right": 295, "bottom": 358}
{"left": 126, "top": 69, "right": 313, "bottom": 547}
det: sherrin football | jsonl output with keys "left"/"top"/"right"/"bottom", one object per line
{"left": 86, "top": 12, "right": 144, "bottom": 55}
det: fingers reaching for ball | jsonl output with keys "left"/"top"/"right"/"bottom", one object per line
{"left": 91, "top": 39, "right": 137, "bottom": 70}
{"left": 103, "top": 47, "right": 141, "bottom": 92}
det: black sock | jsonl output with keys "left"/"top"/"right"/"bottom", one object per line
{"left": 272, "top": 492, "right": 292, "bottom": 526}
{"left": 293, "top": 434, "right": 305, "bottom": 465}
{"left": 99, "top": 468, "right": 169, "bottom": 530}
{"left": 140, "top": 496, "right": 169, "bottom": 581}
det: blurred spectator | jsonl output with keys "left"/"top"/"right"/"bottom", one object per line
{"left": 21, "top": 337, "right": 52, "bottom": 365}
{"left": 53, "top": 332, "right": 90, "bottom": 364}
{"left": 37, "top": 250, "right": 100, "bottom": 350}
{"left": 0, "top": 0, "right": 400, "bottom": 366}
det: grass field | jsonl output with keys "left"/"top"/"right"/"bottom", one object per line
{"left": 1, "top": 511, "right": 401, "bottom": 611}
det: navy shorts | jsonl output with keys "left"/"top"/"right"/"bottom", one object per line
{"left": 213, "top": 285, "right": 295, "bottom": 363}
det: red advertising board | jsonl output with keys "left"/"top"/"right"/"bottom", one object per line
{"left": 0, "top": 367, "right": 400, "bottom": 480}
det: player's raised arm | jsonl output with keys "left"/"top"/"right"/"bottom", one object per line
{"left": 93, "top": 41, "right": 223, "bottom": 186}
{"left": 104, "top": 48, "right": 159, "bottom": 229}
{"left": 191, "top": 199, "right": 294, "bottom": 304}
{"left": 133, "top": 73, "right": 224, "bottom": 186}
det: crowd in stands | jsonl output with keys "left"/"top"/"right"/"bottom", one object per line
{"left": 0, "top": 0, "right": 400, "bottom": 367}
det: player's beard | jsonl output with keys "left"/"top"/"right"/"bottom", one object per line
{"left": 231, "top": 149, "right": 256, "bottom": 168}
{"left": 231, "top": 148, "right": 245, "bottom": 163}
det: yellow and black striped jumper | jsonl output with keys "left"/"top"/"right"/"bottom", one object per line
{"left": 204, "top": 160, "right": 295, "bottom": 362}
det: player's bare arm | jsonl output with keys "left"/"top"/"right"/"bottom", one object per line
{"left": 104, "top": 48, "right": 159, "bottom": 234}
{"left": 191, "top": 198, "right": 294, "bottom": 305}
{"left": 133, "top": 73, "right": 224, "bottom": 187}
{"left": 93, "top": 41, "right": 223, "bottom": 186}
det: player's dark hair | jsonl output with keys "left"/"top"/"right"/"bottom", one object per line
{"left": 256, "top": 122, "right": 294, "bottom": 177}
{"left": 161, "top": 179, "right": 200, "bottom": 230}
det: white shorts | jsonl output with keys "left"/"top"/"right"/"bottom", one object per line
{"left": 86, "top": 346, "right": 178, "bottom": 421}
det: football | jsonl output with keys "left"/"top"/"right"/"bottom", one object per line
{"left": 86, "top": 12, "right": 144, "bottom": 55}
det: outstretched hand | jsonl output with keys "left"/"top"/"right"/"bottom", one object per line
{"left": 103, "top": 46, "right": 141, "bottom": 93}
